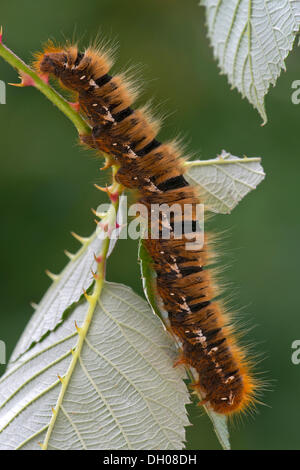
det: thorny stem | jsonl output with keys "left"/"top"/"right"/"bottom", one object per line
{"left": 0, "top": 41, "right": 90, "bottom": 135}
{"left": 42, "top": 170, "right": 123, "bottom": 450}
{"left": 0, "top": 36, "right": 126, "bottom": 448}
{"left": 0, "top": 36, "right": 231, "bottom": 451}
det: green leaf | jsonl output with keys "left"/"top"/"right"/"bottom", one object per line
{"left": 0, "top": 282, "right": 190, "bottom": 450}
{"left": 139, "top": 241, "right": 164, "bottom": 321}
{"left": 185, "top": 150, "right": 265, "bottom": 214}
{"left": 201, "top": 0, "right": 300, "bottom": 123}
{"left": 139, "top": 241, "right": 230, "bottom": 450}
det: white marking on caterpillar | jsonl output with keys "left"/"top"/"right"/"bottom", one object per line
{"left": 181, "top": 301, "right": 190, "bottom": 311}
{"left": 210, "top": 347, "right": 218, "bottom": 353}
{"left": 225, "top": 375, "right": 235, "bottom": 384}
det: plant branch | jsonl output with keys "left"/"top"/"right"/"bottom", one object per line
{"left": 0, "top": 41, "right": 90, "bottom": 135}
{"left": 185, "top": 156, "right": 261, "bottom": 167}
{"left": 0, "top": 35, "right": 128, "bottom": 448}
{"left": 42, "top": 169, "right": 123, "bottom": 450}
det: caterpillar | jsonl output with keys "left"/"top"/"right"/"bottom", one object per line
{"left": 34, "top": 41, "right": 257, "bottom": 415}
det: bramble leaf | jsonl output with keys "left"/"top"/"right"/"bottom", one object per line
{"left": 185, "top": 150, "right": 265, "bottom": 214}
{"left": 0, "top": 282, "right": 190, "bottom": 450}
{"left": 201, "top": 0, "right": 300, "bottom": 123}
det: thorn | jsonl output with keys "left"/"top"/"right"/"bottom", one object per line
{"left": 94, "top": 183, "right": 110, "bottom": 193}
{"left": 91, "top": 269, "right": 99, "bottom": 280}
{"left": 69, "top": 101, "right": 80, "bottom": 112}
{"left": 37, "top": 442, "right": 43, "bottom": 449}
{"left": 71, "top": 231, "right": 89, "bottom": 244}
{"left": 58, "top": 374, "right": 64, "bottom": 384}
{"left": 30, "top": 301, "right": 38, "bottom": 310}
{"left": 64, "top": 249, "right": 75, "bottom": 260}
{"left": 115, "top": 222, "right": 120, "bottom": 229}
{"left": 83, "top": 289, "right": 92, "bottom": 302}
{"left": 11, "top": 73, "right": 48, "bottom": 87}
{"left": 100, "top": 157, "right": 113, "bottom": 171}
{"left": 94, "top": 183, "right": 119, "bottom": 204}
{"left": 9, "top": 72, "right": 35, "bottom": 88}
{"left": 45, "top": 270, "right": 59, "bottom": 282}
{"left": 8, "top": 82, "right": 23, "bottom": 88}
{"left": 75, "top": 320, "right": 81, "bottom": 333}
{"left": 70, "top": 348, "right": 76, "bottom": 356}
{"left": 51, "top": 407, "right": 56, "bottom": 414}
{"left": 91, "top": 207, "right": 107, "bottom": 218}
{"left": 94, "top": 254, "right": 102, "bottom": 264}
{"left": 83, "top": 289, "right": 88, "bottom": 299}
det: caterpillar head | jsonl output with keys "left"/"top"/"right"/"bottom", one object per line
{"left": 37, "top": 51, "right": 68, "bottom": 77}
{"left": 35, "top": 46, "right": 90, "bottom": 92}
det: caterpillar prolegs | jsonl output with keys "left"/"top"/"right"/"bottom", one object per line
{"left": 35, "top": 42, "right": 257, "bottom": 415}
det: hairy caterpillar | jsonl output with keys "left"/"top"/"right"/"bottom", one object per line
{"left": 34, "top": 41, "right": 258, "bottom": 415}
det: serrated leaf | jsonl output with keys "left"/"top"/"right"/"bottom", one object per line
{"left": 138, "top": 241, "right": 230, "bottom": 450}
{"left": 201, "top": 0, "right": 300, "bottom": 123}
{"left": 185, "top": 150, "right": 265, "bottom": 214}
{"left": 0, "top": 282, "right": 190, "bottom": 450}
{"left": 10, "top": 196, "right": 127, "bottom": 363}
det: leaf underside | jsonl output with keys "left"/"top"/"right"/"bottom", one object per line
{"left": 0, "top": 283, "right": 190, "bottom": 450}
{"left": 201, "top": 0, "right": 300, "bottom": 123}
{"left": 185, "top": 150, "right": 265, "bottom": 214}
{"left": 0, "top": 148, "right": 265, "bottom": 450}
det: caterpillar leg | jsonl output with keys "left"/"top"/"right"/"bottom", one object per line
{"left": 173, "top": 354, "right": 187, "bottom": 368}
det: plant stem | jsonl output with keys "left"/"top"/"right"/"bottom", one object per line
{"left": 42, "top": 174, "right": 123, "bottom": 450}
{"left": 185, "top": 157, "right": 261, "bottom": 167}
{"left": 0, "top": 42, "right": 90, "bottom": 135}
{"left": 0, "top": 38, "right": 127, "bottom": 448}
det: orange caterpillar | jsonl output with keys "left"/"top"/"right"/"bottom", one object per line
{"left": 34, "top": 42, "right": 257, "bottom": 415}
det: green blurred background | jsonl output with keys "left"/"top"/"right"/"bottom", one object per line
{"left": 0, "top": 0, "right": 299, "bottom": 450}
